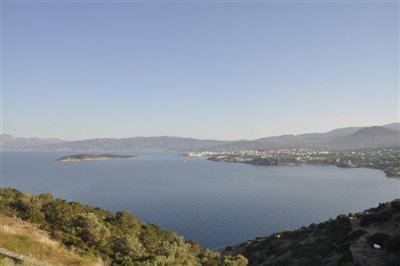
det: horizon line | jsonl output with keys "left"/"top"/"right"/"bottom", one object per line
{"left": 2, "top": 121, "right": 398, "bottom": 142}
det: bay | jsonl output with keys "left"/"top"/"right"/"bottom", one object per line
{"left": 2, "top": 151, "right": 399, "bottom": 249}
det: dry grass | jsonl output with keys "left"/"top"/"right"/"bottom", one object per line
{"left": 0, "top": 213, "right": 103, "bottom": 266}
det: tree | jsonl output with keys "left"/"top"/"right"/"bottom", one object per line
{"left": 43, "top": 199, "right": 75, "bottom": 232}
{"left": 71, "top": 212, "right": 111, "bottom": 249}
{"left": 113, "top": 234, "right": 146, "bottom": 259}
{"left": 113, "top": 211, "right": 142, "bottom": 235}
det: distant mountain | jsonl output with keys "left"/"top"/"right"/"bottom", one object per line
{"left": 207, "top": 124, "right": 400, "bottom": 151}
{"left": 3, "top": 122, "right": 399, "bottom": 152}
{"left": 3, "top": 135, "right": 228, "bottom": 152}
{"left": 0, "top": 134, "right": 64, "bottom": 150}
{"left": 351, "top": 126, "right": 398, "bottom": 137}
{"left": 331, "top": 126, "right": 400, "bottom": 149}
{"left": 384, "top": 122, "right": 400, "bottom": 131}
{"left": 324, "top": 126, "right": 363, "bottom": 137}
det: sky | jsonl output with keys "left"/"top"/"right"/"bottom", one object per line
{"left": 2, "top": 1, "right": 399, "bottom": 140}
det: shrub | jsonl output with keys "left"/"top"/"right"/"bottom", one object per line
{"left": 385, "top": 235, "right": 400, "bottom": 252}
{"left": 349, "top": 229, "right": 367, "bottom": 240}
{"left": 222, "top": 255, "right": 248, "bottom": 266}
{"left": 360, "top": 211, "right": 392, "bottom": 227}
{"left": 337, "top": 250, "right": 354, "bottom": 265}
{"left": 112, "top": 234, "right": 146, "bottom": 259}
{"left": 274, "top": 258, "right": 292, "bottom": 266}
{"left": 43, "top": 200, "right": 76, "bottom": 232}
{"left": 391, "top": 199, "right": 400, "bottom": 211}
{"left": 199, "top": 248, "right": 221, "bottom": 266}
{"left": 245, "top": 244, "right": 259, "bottom": 254}
{"left": 335, "top": 243, "right": 349, "bottom": 254}
{"left": 386, "top": 255, "right": 400, "bottom": 266}
{"left": 71, "top": 213, "right": 111, "bottom": 250}
{"left": 111, "top": 211, "right": 142, "bottom": 236}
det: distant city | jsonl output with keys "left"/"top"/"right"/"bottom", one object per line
{"left": 186, "top": 148, "right": 400, "bottom": 178}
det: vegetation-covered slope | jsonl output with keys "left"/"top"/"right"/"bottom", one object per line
{"left": 0, "top": 188, "right": 247, "bottom": 266}
{"left": 2, "top": 187, "right": 399, "bottom": 266}
{"left": 0, "top": 212, "right": 102, "bottom": 265}
{"left": 224, "top": 199, "right": 400, "bottom": 266}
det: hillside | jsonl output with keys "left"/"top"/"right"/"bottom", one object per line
{"left": 1, "top": 188, "right": 399, "bottom": 266}
{"left": 0, "top": 188, "right": 247, "bottom": 266}
{"left": 332, "top": 127, "right": 400, "bottom": 149}
{"left": 0, "top": 135, "right": 64, "bottom": 150}
{"left": 224, "top": 199, "right": 400, "bottom": 266}
{"left": 0, "top": 213, "right": 102, "bottom": 266}
{"left": 385, "top": 123, "right": 400, "bottom": 131}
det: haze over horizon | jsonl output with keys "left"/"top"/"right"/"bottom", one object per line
{"left": 3, "top": 2, "right": 399, "bottom": 140}
{"left": 2, "top": 121, "right": 399, "bottom": 142}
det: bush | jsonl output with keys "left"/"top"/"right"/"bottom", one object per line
{"left": 385, "top": 235, "right": 400, "bottom": 252}
{"left": 337, "top": 250, "right": 354, "bottom": 265}
{"left": 391, "top": 199, "right": 400, "bottom": 211}
{"left": 360, "top": 211, "right": 392, "bottom": 227}
{"left": 111, "top": 211, "right": 142, "bottom": 236}
{"left": 222, "top": 255, "right": 248, "bottom": 266}
{"left": 71, "top": 213, "right": 111, "bottom": 250}
{"left": 274, "top": 258, "right": 292, "bottom": 266}
{"left": 349, "top": 229, "right": 367, "bottom": 240}
{"left": 335, "top": 243, "right": 349, "bottom": 254}
{"left": 199, "top": 248, "right": 221, "bottom": 266}
{"left": 43, "top": 200, "right": 76, "bottom": 232}
{"left": 387, "top": 255, "right": 400, "bottom": 266}
{"left": 112, "top": 234, "right": 146, "bottom": 260}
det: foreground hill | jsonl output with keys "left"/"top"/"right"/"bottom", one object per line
{"left": 0, "top": 212, "right": 102, "bottom": 265}
{"left": 1, "top": 188, "right": 399, "bottom": 266}
{"left": 224, "top": 199, "right": 400, "bottom": 266}
{"left": 0, "top": 188, "right": 247, "bottom": 266}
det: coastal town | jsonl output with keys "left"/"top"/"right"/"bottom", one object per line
{"left": 185, "top": 148, "right": 400, "bottom": 178}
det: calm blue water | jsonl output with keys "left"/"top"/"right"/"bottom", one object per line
{"left": 2, "top": 152, "right": 399, "bottom": 249}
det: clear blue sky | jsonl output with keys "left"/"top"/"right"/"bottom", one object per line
{"left": 3, "top": 1, "right": 399, "bottom": 140}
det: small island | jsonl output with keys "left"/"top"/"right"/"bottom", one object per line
{"left": 57, "top": 153, "right": 138, "bottom": 162}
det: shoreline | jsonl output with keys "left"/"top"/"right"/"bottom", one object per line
{"left": 206, "top": 157, "right": 400, "bottom": 179}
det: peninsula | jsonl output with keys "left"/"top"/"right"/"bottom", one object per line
{"left": 186, "top": 147, "right": 400, "bottom": 178}
{"left": 56, "top": 153, "right": 138, "bottom": 162}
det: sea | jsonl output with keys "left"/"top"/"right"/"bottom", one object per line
{"left": 2, "top": 151, "right": 399, "bottom": 249}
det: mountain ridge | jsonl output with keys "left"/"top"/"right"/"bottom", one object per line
{"left": 2, "top": 122, "right": 399, "bottom": 152}
{"left": 207, "top": 123, "right": 400, "bottom": 151}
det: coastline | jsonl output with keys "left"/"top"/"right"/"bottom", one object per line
{"left": 206, "top": 157, "right": 400, "bottom": 180}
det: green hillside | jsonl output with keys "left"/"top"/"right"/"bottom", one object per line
{"left": 224, "top": 200, "right": 400, "bottom": 266}
{"left": 0, "top": 188, "right": 247, "bottom": 266}
{"left": 2, "top": 187, "right": 399, "bottom": 266}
